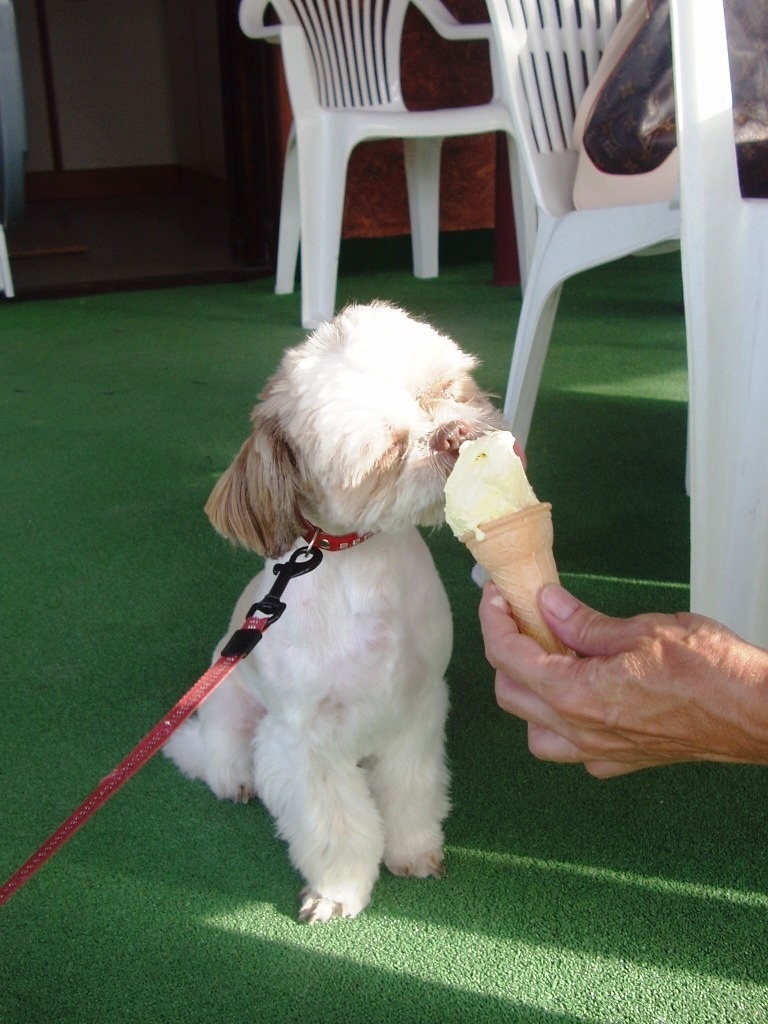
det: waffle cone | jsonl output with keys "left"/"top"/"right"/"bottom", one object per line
{"left": 463, "top": 502, "right": 570, "bottom": 654}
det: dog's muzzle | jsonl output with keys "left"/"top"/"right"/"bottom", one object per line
{"left": 430, "top": 420, "right": 473, "bottom": 454}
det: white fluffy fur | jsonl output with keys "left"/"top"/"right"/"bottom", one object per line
{"left": 164, "top": 302, "right": 507, "bottom": 922}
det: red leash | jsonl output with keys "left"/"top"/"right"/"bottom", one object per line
{"left": 0, "top": 638, "right": 262, "bottom": 906}
{"left": 0, "top": 545, "right": 324, "bottom": 907}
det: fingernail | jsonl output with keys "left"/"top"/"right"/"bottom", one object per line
{"left": 540, "top": 584, "right": 580, "bottom": 620}
{"left": 485, "top": 582, "right": 509, "bottom": 610}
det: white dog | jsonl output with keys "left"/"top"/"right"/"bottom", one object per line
{"left": 164, "top": 302, "right": 507, "bottom": 922}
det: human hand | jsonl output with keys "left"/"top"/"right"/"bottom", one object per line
{"left": 479, "top": 582, "right": 768, "bottom": 777}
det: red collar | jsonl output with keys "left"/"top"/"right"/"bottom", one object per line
{"left": 298, "top": 514, "right": 375, "bottom": 552}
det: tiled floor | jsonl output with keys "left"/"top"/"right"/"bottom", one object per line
{"left": 5, "top": 193, "right": 266, "bottom": 299}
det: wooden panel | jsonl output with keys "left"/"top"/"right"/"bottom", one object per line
{"left": 218, "top": 1, "right": 282, "bottom": 268}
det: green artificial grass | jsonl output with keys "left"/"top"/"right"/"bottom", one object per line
{"left": 2, "top": 251, "right": 768, "bottom": 1023}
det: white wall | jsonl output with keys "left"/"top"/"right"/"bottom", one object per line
{"left": 162, "top": 0, "right": 226, "bottom": 179}
{"left": 14, "top": 0, "right": 225, "bottom": 178}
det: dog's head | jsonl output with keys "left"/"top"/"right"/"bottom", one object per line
{"left": 205, "top": 302, "right": 509, "bottom": 557}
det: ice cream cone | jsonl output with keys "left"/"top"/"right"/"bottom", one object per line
{"left": 463, "top": 502, "right": 570, "bottom": 655}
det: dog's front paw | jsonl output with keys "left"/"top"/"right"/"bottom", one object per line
{"left": 298, "top": 888, "right": 365, "bottom": 924}
{"left": 164, "top": 721, "right": 255, "bottom": 803}
{"left": 386, "top": 849, "right": 445, "bottom": 879}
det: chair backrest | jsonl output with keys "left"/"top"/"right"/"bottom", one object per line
{"left": 253, "top": 0, "right": 412, "bottom": 111}
{"left": 485, "top": 0, "right": 624, "bottom": 214}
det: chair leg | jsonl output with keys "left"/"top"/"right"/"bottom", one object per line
{"left": 296, "top": 122, "right": 351, "bottom": 329}
{"left": 502, "top": 204, "right": 681, "bottom": 446}
{"left": 671, "top": 0, "right": 768, "bottom": 645}
{"left": 0, "top": 226, "right": 15, "bottom": 299}
{"left": 502, "top": 281, "right": 563, "bottom": 447}
{"left": 275, "top": 128, "right": 300, "bottom": 296}
{"left": 686, "top": 206, "right": 768, "bottom": 647}
{"left": 403, "top": 138, "right": 442, "bottom": 280}
{"left": 688, "top": 351, "right": 768, "bottom": 647}
{"left": 501, "top": 214, "right": 567, "bottom": 446}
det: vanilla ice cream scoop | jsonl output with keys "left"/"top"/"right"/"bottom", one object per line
{"left": 444, "top": 431, "right": 537, "bottom": 541}
{"left": 444, "top": 430, "right": 571, "bottom": 654}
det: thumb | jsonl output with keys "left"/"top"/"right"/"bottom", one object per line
{"left": 539, "top": 584, "right": 642, "bottom": 657}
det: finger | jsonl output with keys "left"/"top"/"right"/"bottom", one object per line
{"left": 497, "top": 678, "right": 599, "bottom": 765}
{"left": 528, "top": 733, "right": 669, "bottom": 777}
{"left": 584, "top": 758, "right": 668, "bottom": 779}
{"left": 479, "top": 580, "right": 516, "bottom": 625}
{"left": 494, "top": 671, "right": 557, "bottom": 725}
{"left": 480, "top": 582, "right": 559, "bottom": 669}
{"left": 527, "top": 723, "right": 591, "bottom": 764}
{"left": 539, "top": 584, "right": 651, "bottom": 657}
{"left": 479, "top": 582, "right": 520, "bottom": 664}
{"left": 512, "top": 438, "right": 527, "bottom": 469}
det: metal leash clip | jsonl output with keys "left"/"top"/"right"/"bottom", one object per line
{"left": 220, "top": 546, "right": 324, "bottom": 658}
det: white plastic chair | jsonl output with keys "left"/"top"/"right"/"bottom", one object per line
{"left": 239, "top": 0, "right": 520, "bottom": 329}
{"left": 483, "top": 0, "right": 681, "bottom": 447}
{"left": 0, "top": 0, "right": 26, "bottom": 299}
{"left": 670, "top": 0, "right": 768, "bottom": 647}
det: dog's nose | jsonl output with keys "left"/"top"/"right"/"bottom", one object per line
{"left": 430, "top": 420, "right": 470, "bottom": 453}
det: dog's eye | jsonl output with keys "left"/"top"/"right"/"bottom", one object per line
{"left": 391, "top": 429, "right": 409, "bottom": 457}
{"left": 376, "top": 430, "right": 409, "bottom": 471}
{"left": 421, "top": 381, "right": 457, "bottom": 403}
{"left": 416, "top": 377, "right": 474, "bottom": 410}
{"left": 439, "top": 379, "right": 474, "bottom": 403}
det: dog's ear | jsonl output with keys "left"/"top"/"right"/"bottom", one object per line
{"left": 204, "top": 411, "right": 302, "bottom": 559}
